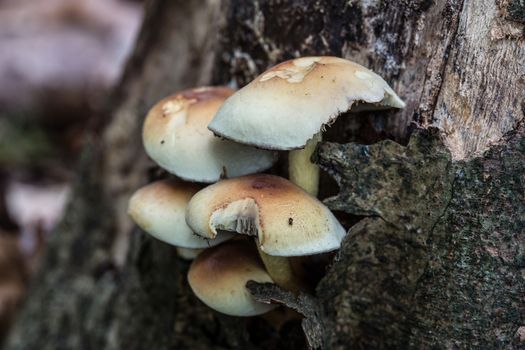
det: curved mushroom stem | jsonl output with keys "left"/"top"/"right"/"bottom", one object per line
{"left": 288, "top": 132, "right": 322, "bottom": 196}
{"left": 265, "top": 136, "right": 323, "bottom": 292}
{"left": 256, "top": 245, "right": 304, "bottom": 294}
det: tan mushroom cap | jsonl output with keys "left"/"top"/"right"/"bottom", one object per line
{"left": 128, "top": 179, "right": 232, "bottom": 248}
{"left": 188, "top": 239, "right": 276, "bottom": 316}
{"left": 209, "top": 56, "right": 405, "bottom": 150}
{"left": 143, "top": 87, "right": 277, "bottom": 183}
{"left": 186, "top": 174, "right": 346, "bottom": 256}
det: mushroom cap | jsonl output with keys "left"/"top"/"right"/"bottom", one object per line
{"left": 186, "top": 174, "right": 346, "bottom": 256}
{"left": 142, "top": 87, "right": 277, "bottom": 183}
{"left": 209, "top": 56, "right": 405, "bottom": 150}
{"left": 128, "top": 179, "right": 232, "bottom": 248}
{"left": 188, "top": 239, "right": 276, "bottom": 316}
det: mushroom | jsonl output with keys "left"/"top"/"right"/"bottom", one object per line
{"left": 186, "top": 174, "right": 346, "bottom": 291}
{"left": 143, "top": 87, "right": 277, "bottom": 183}
{"left": 128, "top": 179, "right": 232, "bottom": 248}
{"left": 188, "top": 239, "right": 277, "bottom": 316}
{"left": 208, "top": 56, "right": 405, "bottom": 195}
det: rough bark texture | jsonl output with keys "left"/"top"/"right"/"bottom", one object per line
{"left": 315, "top": 129, "right": 524, "bottom": 349}
{"left": 6, "top": 0, "right": 525, "bottom": 349}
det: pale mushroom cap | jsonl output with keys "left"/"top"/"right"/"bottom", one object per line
{"left": 128, "top": 179, "right": 232, "bottom": 248}
{"left": 188, "top": 240, "right": 276, "bottom": 316}
{"left": 209, "top": 56, "right": 406, "bottom": 150}
{"left": 186, "top": 174, "right": 347, "bottom": 256}
{"left": 142, "top": 87, "right": 277, "bottom": 183}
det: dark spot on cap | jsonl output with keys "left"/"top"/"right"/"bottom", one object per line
{"left": 288, "top": 218, "right": 293, "bottom": 226}
{"left": 251, "top": 178, "right": 279, "bottom": 190}
{"left": 161, "top": 140, "right": 165, "bottom": 144}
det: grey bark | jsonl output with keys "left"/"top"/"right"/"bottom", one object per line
{"left": 5, "top": 0, "right": 525, "bottom": 349}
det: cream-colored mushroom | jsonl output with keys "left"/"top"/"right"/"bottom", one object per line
{"left": 209, "top": 57, "right": 405, "bottom": 195}
{"left": 128, "top": 179, "right": 232, "bottom": 248}
{"left": 186, "top": 174, "right": 346, "bottom": 291}
{"left": 188, "top": 239, "right": 276, "bottom": 316}
{"left": 143, "top": 87, "right": 277, "bottom": 183}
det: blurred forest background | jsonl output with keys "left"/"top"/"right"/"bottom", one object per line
{"left": 0, "top": 0, "right": 143, "bottom": 341}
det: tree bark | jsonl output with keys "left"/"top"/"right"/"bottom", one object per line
{"left": 6, "top": 0, "right": 525, "bottom": 349}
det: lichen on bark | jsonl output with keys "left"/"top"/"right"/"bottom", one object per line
{"left": 506, "top": 0, "right": 525, "bottom": 23}
{"left": 311, "top": 127, "right": 524, "bottom": 348}
{"left": 408, "top": 127, "right": 525, "bottom": 349}
{"left": 314, "top": 129, "right": 454, "bottom": 349}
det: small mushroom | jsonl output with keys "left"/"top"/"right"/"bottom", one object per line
{"left": 186, "top": 174, "right": 346, "bottom": 291}
{"left": 128, "top": 179, "right": 232, "bottom": 248}
{"left": 143, "top": 87, "right": 277, "bottom": 183}
{"left": 209, "top": 57, "right": 405, "bottom": 195}
{"left": 188, "top": 239, "right": 277, "bottom": 316}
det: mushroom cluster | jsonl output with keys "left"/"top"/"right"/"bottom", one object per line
{"left": 128, "top": 57, "right": 404, "bottom": 317}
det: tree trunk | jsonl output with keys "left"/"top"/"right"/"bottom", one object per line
{"left": 6, "top": 0, "right": 525, "bottom": 349}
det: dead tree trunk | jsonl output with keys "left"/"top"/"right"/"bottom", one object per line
{"left": 5, "top": 0, "right": 524, "bottom": 349}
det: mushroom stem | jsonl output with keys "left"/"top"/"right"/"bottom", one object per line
{"left": 288, "top": 132, "right": 322, "bottom": 196}
{"left": 176, "top": 247, "right": 204, "bottom": 260}
{"left": 256, "top": 245, "right": 304, "bottom": 294}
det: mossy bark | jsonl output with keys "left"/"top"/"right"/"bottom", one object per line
{"left": 315, "top": 129, "right": 524, "bottom": 348}
{"left": 5, "top": 0, "right": 525, "bottom": 349}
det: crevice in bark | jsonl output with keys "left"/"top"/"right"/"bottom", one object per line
{"left": 417, "top": 0, "right": 465, "bottom": 126}
{"left": 427, "top": 160, "right": 456, "bottom": 238}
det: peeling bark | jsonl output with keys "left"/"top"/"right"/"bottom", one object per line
{"left": 247, "top": 281, "right": 325, "bottom": 349}
{"left": 431, "top": 0, "right": 525, "bottom": 159}
{"left": 315, "top": 129, "right": 524, "bottom": 348}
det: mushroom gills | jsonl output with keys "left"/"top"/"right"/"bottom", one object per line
{"left": 208, "top": 197, "right": 304, "bottom": 293}
{"left": 209, "top": 198, "right": 260, "bottom": 237}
